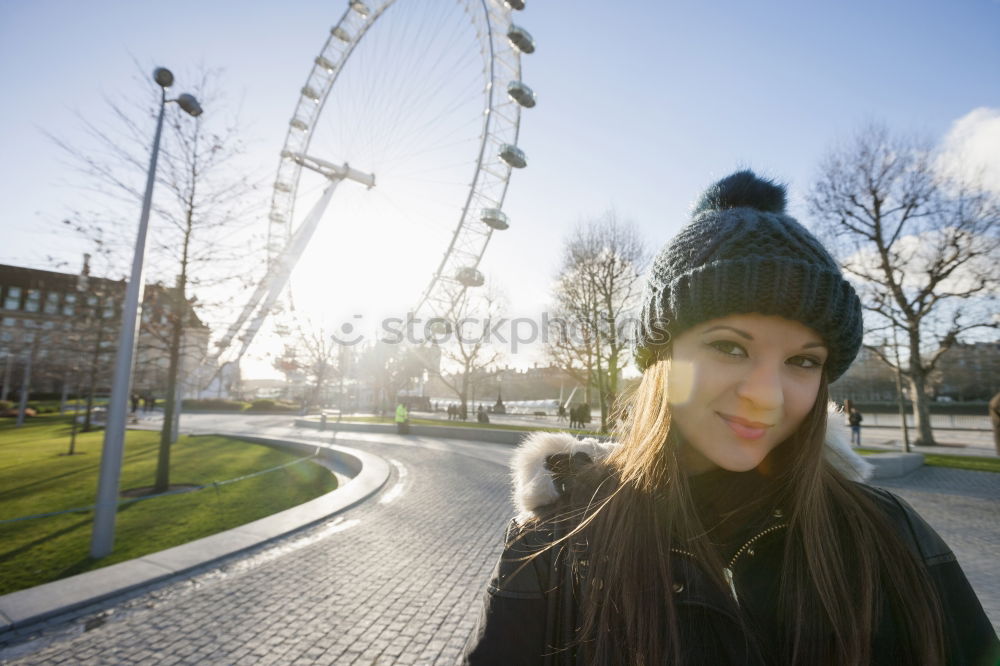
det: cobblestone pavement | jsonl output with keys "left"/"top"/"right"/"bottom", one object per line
{"left": 2, "top": 420, "right": 516, "bottom": 665}
{"left": 874, "top": 466, "right": 1000, "bottom": 633}
{"left": 1, "top": 416, "right": 997, "bottom": 663}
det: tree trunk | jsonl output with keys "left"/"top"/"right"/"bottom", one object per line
{"left": 908, "top": 372, "right": 936, "bottom": 446}
{"left": 593, "top": 346, "right": 608, "bottom": 433}
{"left": 83, "top": 314, "right": 106, "bottom": 432}
{"left": 155, "top": 291, "right": 185, "bottom": 493}
{"left": 907, "top": 330, "right": 937, "bottom": 446}
{"left": 15, "top": 349, "right": 32, "bottom": 427}
{"left": 68, "top": 373, "right": 80, "bottom": 456}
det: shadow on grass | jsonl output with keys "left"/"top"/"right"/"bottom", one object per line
{"left": 0, "top": 446, "right": 160, "bottom": 502}
{"left": 0, "top": 502, "right": 147, "bottom": 567}
{"left": 0, "top": 515, "right": 94, "bottom": 564}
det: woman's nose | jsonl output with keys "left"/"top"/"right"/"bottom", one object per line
{"left": 735, "top": 361, "right": 783, "bottom": 410}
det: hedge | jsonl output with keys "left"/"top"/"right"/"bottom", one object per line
{"left": 181, "top": 398, "right": 250, "bottom": 412}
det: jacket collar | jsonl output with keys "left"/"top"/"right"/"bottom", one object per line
{"left": 512, "top": 402, "right": 872, "bottom": 522}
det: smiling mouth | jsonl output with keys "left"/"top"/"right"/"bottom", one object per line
{"left": 717, "top": 413, "right": 772, "bottom": 440}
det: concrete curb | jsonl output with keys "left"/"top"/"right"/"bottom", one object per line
{"left": 866, "top": 452, "right": 925, "bottom": 479}
{"left": 0, "top": 436, "right": 390, "bottom": 635}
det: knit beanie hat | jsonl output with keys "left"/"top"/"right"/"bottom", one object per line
{"left": 633, "top": 170, "right": 863, "bottom": 382}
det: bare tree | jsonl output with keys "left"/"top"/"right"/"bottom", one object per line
{"left": 546, "top": 211, "right": 647, "bottom": 431}
{"left": 290, "top": 318, "right": 342, "bottom": 411}
{"left": 432, "top": 284, "right": 506, "bottom": 415}
{"left": 50, "top": 65, "right": 263, "bottom": 491}
{"left": 808, "top": 124, "right": 1000, "bottom": 445}
{"left": 355, "top": 340, "right": 425, "bottom": 415}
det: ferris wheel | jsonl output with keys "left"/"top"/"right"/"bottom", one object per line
{"left": 211, "top": 0, "right": 535, "bottom": 370}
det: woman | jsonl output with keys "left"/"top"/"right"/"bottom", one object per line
{"left": 464, "top": 171, "right": 998, "bottom": 664}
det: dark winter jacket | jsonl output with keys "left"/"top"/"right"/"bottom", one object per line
{"left": 464, "top": 423, "right": 999, "bottom": 665}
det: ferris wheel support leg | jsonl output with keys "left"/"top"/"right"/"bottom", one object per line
{"left": 214, "top": 177, "right": 344, "bottom": 383}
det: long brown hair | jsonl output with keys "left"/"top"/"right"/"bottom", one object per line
{"left": 555, "top": 358, "right": 945, "bottom": 665}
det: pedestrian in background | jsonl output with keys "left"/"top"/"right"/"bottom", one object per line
{"left": 849, "top": 406, "right": 863, "bottom": 447}
{"left": 466, "top": 171, "right": 997, "bottom": 665}
{"left": 395, "top": 402, "right": 409, "bottom": 435}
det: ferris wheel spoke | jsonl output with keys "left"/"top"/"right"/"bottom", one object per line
{"left": 234, "top": 0, "right": 533, "bottom": 372}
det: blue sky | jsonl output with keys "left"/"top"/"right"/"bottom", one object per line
{"left": 1, "top": 0, "right": 997, "bottom": 375}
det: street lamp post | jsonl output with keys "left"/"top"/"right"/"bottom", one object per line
{"left": 885, "top": 329, "right": 911, "bottom": 453}
{"left": 91, "top": 68, "right": 202, "bottom": 559}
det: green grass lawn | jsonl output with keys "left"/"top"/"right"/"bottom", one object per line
{"left": 0, "top": 415, "right": 337, "bottom": 595}
{"left": 856, "top": 447, "right": 1000, "bottom": 473}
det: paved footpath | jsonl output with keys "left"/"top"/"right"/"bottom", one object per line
{"left": 1, "top": 416, "right": 997, "bottom": 664}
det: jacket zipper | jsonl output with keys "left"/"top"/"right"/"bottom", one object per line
{"left": 671, "top": 522, "right": 788, "bottom": 606}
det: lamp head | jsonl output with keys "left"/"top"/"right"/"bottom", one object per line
{"left": 176, "top": 93, "right": 203, "bottom": 117}
{"left": 153, "top": 67, "right": 174, "bottom": 88}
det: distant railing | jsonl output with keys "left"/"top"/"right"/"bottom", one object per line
{"left": 849, "top": 413, "right": 990, "bottom": 431}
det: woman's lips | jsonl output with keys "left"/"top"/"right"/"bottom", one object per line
{"left": 718, "top": 413, "right": 771, "bottom": 440}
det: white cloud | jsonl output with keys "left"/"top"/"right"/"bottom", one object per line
{"left": 938, "top": 107, "right": 1000, "bottom": 193}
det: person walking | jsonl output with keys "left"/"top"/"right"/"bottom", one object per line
{"left": 849, "top": 406, "right": 864, "bottom": 447}
{"left": 465, "top": 171, "right": 997, "bottom": 665}
{"left": 394, "top": 402, "right": 409, "bottom": 435}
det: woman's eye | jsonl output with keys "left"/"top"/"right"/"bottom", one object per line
{"left": 708, "top": 340, "right": 747, "bottom": 357}
{"left": 788, "top": 355, "right": 823, "bottom": 369}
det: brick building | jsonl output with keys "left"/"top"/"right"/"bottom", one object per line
{"left": 0, "top": 259, "right": 210, "bottom": 402}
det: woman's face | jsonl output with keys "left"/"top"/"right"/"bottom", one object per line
{"left": 667, "top": 313, "right": 827, "bottom": 474}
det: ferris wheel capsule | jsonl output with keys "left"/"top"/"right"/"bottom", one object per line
{"left": 456, "top": 267, "right": 485, "bottom": 287}
{"left": 505, "top": 0, "right": 526, "bottom": 9}
{"left": 507, "top": 81, "right": 536, "bottom": 108}
{"left": 480, "top": 208, "right": 509, "bottom": 230}
{"left": 349, "top": 0, "right": 370, "bottom": 17}
{"left": 507, "top": 25, "right": 535, "bottom": 54}
{"left": 499, "top": 144, "right": 527, "bottom": 168}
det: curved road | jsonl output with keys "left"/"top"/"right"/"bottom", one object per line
{"left": 4, "top": 415, "right": 516, "bottom": 664}
{"left": 2, "top": 415, "right": 997, "bottom": 663}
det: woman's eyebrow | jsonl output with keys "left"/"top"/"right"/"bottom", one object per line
{"left": 702, "top": 325, "right": 827, "bottom": 350}
{"left": 701, "top": 325, "right": 752, "bottom": 339}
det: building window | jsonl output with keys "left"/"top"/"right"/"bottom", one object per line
{"left": 25, "top": 289, "right": 40, "bottom": 313}
{"left": 43, "top": 291, "right": 59, "bottom": 315}
{"left": 62, "top": 293, "right": 76, "bottom": 316}
{"left": 2, "top": 317, "right": 15, "bottom": 327}
{"left": 4, "top": 286, "right": 21, "bottom": 310}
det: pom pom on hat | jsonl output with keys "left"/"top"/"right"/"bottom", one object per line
{"left": 692, "top": 169, "right": 787, "bottom": 216}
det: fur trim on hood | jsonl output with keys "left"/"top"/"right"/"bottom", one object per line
{"left": 512, "top": 402, "right": 873, "bottom": 522}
